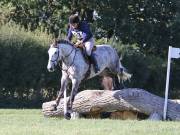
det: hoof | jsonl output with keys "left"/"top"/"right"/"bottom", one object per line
{"left": 64, "top": 112, "right": 71, "bottom": 120}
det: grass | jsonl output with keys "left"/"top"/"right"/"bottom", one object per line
{"left": 0, "top": 109, "right": 179, "bottom": 135}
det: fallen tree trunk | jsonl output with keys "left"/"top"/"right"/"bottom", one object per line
{"left": 42, "top": 88, "right": 180, "bottom": 120}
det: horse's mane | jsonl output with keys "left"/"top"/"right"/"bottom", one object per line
{"left": 57, "top": 39, "right": 74, "bottom": 47}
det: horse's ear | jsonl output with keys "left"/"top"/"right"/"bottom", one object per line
{"left": 52, "top": 39, "right": 58, "bottom": 47}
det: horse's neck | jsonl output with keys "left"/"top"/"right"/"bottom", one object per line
{"left": 59, "top": 43, "right": 75, "bottom": 65}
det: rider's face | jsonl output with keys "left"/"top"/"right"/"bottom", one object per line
{"left": 71, "top": 23, "right": 78, "bottom": 29}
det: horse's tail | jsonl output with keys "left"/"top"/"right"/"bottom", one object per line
{"left": 117, "top": 59, "right": 132, "bottom": 83}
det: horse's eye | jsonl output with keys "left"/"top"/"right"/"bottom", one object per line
{"left": 55, "top": 52, "right": 57, "bottom": 54}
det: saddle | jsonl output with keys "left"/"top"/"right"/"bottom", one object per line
{"left": 75, "top": 44, "right": 97, "bottom": 62}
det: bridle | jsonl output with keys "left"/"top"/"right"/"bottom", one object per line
{"left": 50, "top": 46, "right": 59, "bottom": 63}
{"left": 49, "top": 43, "right": 77, "bottom": 74}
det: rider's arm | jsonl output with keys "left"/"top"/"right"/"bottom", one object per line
{"left": 67, "top": 27, "right": 73, "bottom": 41}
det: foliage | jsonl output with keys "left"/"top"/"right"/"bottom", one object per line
{"left": 0, "top": 24, "right": 56, "bottom": 107}
{"left": 1, "top": 0, "right": 179, "bottom": 56}
{"left": 94, "top": 0, "right": 179, "bottom": 56}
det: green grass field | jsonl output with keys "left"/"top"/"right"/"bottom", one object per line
{"left": 0, "top": 109, "right": 179, "bottom": 135}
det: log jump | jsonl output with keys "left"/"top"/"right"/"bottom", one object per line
{"left": 42, "top": 88, "right": 180, "bottom": 120}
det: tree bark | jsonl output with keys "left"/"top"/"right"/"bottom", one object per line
{"left": 42, "top": 88, "right": 180, "bottom": 120}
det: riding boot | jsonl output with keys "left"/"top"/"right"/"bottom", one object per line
{"left": 82, "top": 49, "right": 89, "bottom": 60}
{"left": 90, "top": 53, "right": 100, "bottom": 73}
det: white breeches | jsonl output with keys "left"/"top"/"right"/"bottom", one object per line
{"left": 84, "top": 38, "right": 94, "bottom": 56}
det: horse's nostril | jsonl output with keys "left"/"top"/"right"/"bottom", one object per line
{"left": 48, "top": 67, "right": 53, "bottom": 71}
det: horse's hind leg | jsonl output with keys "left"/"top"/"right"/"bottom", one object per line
{"left": 113, "top": 76, "right": 121, "bottom": 90}
{"left": 101, "top": 76, "right": 113, "bottom": 90}
{"left": 101, "top": 75, "right": 123, "bottom": 90}
{"left": 113, "top": 75, "right": 126, "bottom": 90}
{"left": 107, "top": 63, "right": 125, "bottom": 90}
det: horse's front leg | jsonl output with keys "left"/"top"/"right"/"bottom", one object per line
{"left": 66, "top": 78, "right": 80, "bottom": 119}
{"left": 55, "top": 74, "right": 69, "bottom": 107}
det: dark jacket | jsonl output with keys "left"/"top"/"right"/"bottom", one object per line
{"left": 67, "top": 21, "right": 93, "bottom": 43}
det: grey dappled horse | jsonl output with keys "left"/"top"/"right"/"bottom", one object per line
{"left": 47, "top": 40, "right": 131, "bottom": 119}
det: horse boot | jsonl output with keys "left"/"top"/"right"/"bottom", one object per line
{"left": 64, "top": 103, "right": 72, "bottom": 120}
{"left": 90, "top": 53, "right": 100, "bottom": 73}
{"left": 64, "top": 112, "right": 71, "bottom": 120}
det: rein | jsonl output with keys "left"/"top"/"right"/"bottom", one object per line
{"left": 64, "top": 45, "right": 75, "bottom": 58}
{"left": 57, "top": 43, "right": 77, "bottom": 75}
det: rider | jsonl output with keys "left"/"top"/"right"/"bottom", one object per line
{"left": 67, "top": 14, "right": 100, "bottom": 73}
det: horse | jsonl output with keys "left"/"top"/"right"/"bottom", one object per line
{"left": 47, "top": 39, "right": 131, "bottom": 119}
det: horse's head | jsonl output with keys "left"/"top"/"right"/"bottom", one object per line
{"left": 47, "top": 39, "right": 75, "bottom": 72}
{"left": 47, "top": 42, "right": 62, "bottom": 72}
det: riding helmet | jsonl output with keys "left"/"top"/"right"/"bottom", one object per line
{"left": 69, "top": 14, "right": 80, "bottom": 24}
